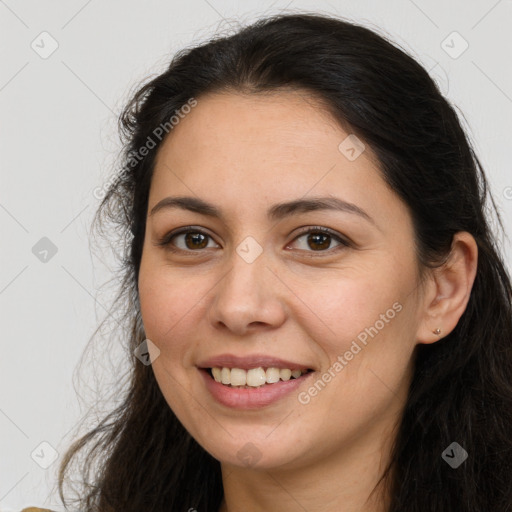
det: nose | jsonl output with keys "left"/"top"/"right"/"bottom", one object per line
{"left": 207, "top": 248, "right": 287, "bottom": 336}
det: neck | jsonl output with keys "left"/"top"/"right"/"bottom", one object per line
{"left": 218, "top": 419, "right": 397, "bottom": 512}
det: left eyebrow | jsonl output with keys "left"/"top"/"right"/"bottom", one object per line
{"left": 149, "top": 195, "right": 376, "bottom": 227}
{"left": 267, "top": 196, "right": 376, "bottom": 226}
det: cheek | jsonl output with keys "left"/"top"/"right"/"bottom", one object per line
{"left": 139, "top": 272, "right": 186, "bottom": 369}
{"left": 138, "top": 257, "right": 220, "bottom": 370}
{"left": 138, "top": 276, "right": 171, "bottom": 340}
{"left": 293, "top": 265, "right": 415, "bottom": 404}
{"left": 293, "top": 269, "right": 400, "bottom": 344}
{"left": 138, "top": 262, "right": 195, "bottom": 349}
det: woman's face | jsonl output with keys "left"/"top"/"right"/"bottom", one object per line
{"left": 138, "top": 90, "right": 427, "bottom": 471}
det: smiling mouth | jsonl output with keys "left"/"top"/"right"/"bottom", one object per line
{"left": 205, "top": 366, "right": 314, "bottom": 388}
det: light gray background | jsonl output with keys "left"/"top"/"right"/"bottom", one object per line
{"left": 1, "top": 0, "right": 511, "bottom": 510}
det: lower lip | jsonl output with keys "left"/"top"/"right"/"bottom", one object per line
{"left": 199, "top": 369, "right": 314, "bottom": 409}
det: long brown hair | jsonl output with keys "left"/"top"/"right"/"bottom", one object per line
{"left": 58, "top": 12, "right": 512, "bottom": 511}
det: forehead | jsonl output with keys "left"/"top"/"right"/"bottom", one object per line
{"left": 149, "top": 90, "right": 403, "bottom": 229}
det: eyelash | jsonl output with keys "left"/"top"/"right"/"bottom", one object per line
{"left": 155, "top": 225, "right": 351, "bottom": 257}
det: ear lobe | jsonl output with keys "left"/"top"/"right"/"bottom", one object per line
{"left": 415, "top": 231, "right": 478, "bottom": 345}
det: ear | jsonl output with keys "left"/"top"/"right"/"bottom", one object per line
{"left": 415, "top": 231, "right": 478, "bottom": 344}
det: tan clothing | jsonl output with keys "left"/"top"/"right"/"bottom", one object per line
{"left": 21, "top": 508, "right": 55, "bottom": 512}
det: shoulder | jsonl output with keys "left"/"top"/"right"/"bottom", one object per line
{"left": 21, "top": 508, "right": 56, "bottom": 512}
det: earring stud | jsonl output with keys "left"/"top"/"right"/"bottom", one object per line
{"left": 433, "top": 328, "right": 441, "bottom": 335}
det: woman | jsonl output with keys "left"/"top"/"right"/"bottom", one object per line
{"left": 27, "top": 12, "right": 511, "bottom": 512}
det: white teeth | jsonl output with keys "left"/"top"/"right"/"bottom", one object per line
{"left": 246, "top": 368, "right": 266, "bottom": 387}
{"left": 210, "top": 366, "right": 309, "bottom": 387}
{"left": 221, "top": 367, "right": 231, "bottom": 385}
{"left": 230, "top": 368, "right": 247, "bottom": 386}
{"left": 280, "top": 369, "right": 292, "bottom": 381}
{"left": 265, "top": 367, "right": 280, "bottom": 383}
{"left": 212, "top": 367, "right": 222, "bottom": 382}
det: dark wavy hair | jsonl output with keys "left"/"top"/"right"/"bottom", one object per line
{"left": 57, "top": 12, "right": 512, "bottom": 512}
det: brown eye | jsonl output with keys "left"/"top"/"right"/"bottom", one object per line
{"left": 158, "top": 228, "right": 219, "bottom": 252}
{"left": 305, "top": 232, "right": 332, "bottom": 251}
{"left": 289, "top": 227, "right": 350, "bottom": 253}
{"left": 181, "top": 232, "right": 209, "bottom": 250}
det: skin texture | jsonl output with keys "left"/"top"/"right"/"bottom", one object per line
{"left": 138, "top": 90, "right": 478, "bottom": 512}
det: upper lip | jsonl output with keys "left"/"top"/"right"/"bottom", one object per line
{"left": 197, "top": 354, "right": 315, "bottom": 371}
